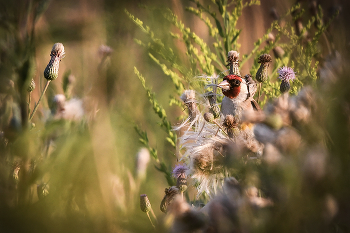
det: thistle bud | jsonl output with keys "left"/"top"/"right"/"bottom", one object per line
{"left": 160, "top": 186, "right": 180, "bottom": 213}
{"left": 226, "top": 50, "right": 240, "bottom": 76}
{"left": 177, "top": 175, "right": 187, "bottom": 192}
{"left": 256, "top": 54, "right": 272, "bottom": 83}
{"left": 173, "top": 164, "right": 188, "bottom": 192}
{"left": 44, "top": 43, "right": 65, "bottom": 80}
{"left": 180, "top": 90, "right": 199, "bottom": 123}
{"left": 203, "top": 112, "right": 214, "bottom": 123}
{"left": 207, "top": 92, "right": 220, "bottom": 118}
{"left": 278, "top": 66, "right": 296, "bottom": 93}
{"left": 140, "top": 194, "right": 152, "bottom": 213}
{"left": 280, "top": 80, "right": 290, "bottom": 93}
{"left": 223, "top": 115, "right": 238, "bottom": 138}
{"left": 27, "top": 79, "right": 35, "bottom": 92}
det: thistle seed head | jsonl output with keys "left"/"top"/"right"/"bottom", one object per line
{"left": 227, "top": 50, "right": 240, "bottom": 75}
{"left": 258, "top": 54, "right": 272, "bottom": 64}
{"left": 180, "top": 90, "right": 196, "bottom": 103}
{"left": 227, "top": 50, "right": 239, "bottom": 61}
{"left": 160, "top": 186, "right": 180, "bottom": 213}
{"left": 207, "top": 92, "right": 220, "bottom": 118}
{"left": 223, "top": 115, "right": 238, "bottom": 129}
{"left": 50, "top": 43, "right": 65, "bottom": 58}
{"left": 140, "top": 194, "right": 152, "bottom": 213}
{"left": 203, "top": 112, "right": 214, "bottom": 123}
{"left": 256, "top": 55, "right": 271, "bottom": 83}
{"left": 180, "top": 90, "right": 199, "bottom": 123}
{"left": 44, "top": 43, "right": 65, "bottom": 80}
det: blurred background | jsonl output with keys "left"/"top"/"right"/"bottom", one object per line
{"left": 0, "top": 0, "right": 350, "bottom": 232}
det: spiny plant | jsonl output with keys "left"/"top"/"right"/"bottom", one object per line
{"left": 126, "top": 0, "right": 336, "bottom": 188}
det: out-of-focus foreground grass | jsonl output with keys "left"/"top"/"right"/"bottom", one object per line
{"left": 0, "top": 0, "right": 350, "bottom": 232}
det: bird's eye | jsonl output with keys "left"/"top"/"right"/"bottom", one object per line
{"left": 233, "top": 79, "right": 241, "bottom": 86}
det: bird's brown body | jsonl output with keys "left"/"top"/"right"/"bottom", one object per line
{"left": 218, "top": 74, "right": 260, "bottom": 119}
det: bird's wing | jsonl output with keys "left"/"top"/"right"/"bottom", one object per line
{"left": 250, "top": 99, "right": 261, "bottom": 111}
{"left": 248, "top": 81, "right": 258, "bottom": 97}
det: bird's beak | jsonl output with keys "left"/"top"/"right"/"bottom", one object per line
{"left": 217, "top": 80, "right": 230, "bottom": 91}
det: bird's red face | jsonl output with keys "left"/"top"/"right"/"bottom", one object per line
{"left": 217, "top": 74, "right": 242, "bottom": 99}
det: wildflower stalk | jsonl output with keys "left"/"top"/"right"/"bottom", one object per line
{"left": 28, "top": 93, "right": 31, "bottom": 114}
{"left": 257, "top": 83, "right": 262, "bottom": 104}
{"left": 203, "top": 112, "right": 232, "bottom": 140}
{"left": 146, "top": 212, "right": 155, "bottom": 229}
{"left": 255, "top": 54, "right": 272, "bottom": 103}
{"left": 27, "top": 79, "right": 35, "bottom": 116}
{"left": 30, "top": 43, "right": 65, "bottom": 121}
{"left": 140, "top": 194, "right": 157, "bottom": 228}
{"left": 212, "top": 120, "right": 231, "bottom": 138}
{"left": 150, "top": 208, "right": 157, "bottom": 223}
{"left": 29, "top": 80, "right": 50, "bottom": 120}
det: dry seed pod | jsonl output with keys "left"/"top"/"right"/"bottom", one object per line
{"left": 44, "top": 43, "right": 65, "bottom": 80}
{"left": 256, "top": 54, "right": 272, "bottom": 83}
{"left": 226, "top": 50, "right": 240, "bottom": 76}
{"left": 207, "top": 92, "right": 220, "bottom": 118}
{"left": 223, "top": 115, "right": 238, "bottom": 138}
{"left": 140, "top": 194, "right": 152, "bottom": 213}
{"left": 160, "top": 186, "right": 180, "bottom": 213}
{"left": 180, "top": 90, "right": 199, "bottom": 123}
{"left": 203, "top": 112, "right": 214, "bottom": 123}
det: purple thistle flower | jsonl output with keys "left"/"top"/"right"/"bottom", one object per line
{"left": 278, "top": 66, "right": 296, "bottom": 82}
{"left": 172, "top": 164, "right": 188, "bottom": 178}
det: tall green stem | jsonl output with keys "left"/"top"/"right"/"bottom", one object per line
{"left": 257, "top": 83, "right": 262, "bottom": 104}
{"left": 29, "top": 80, "right": 51, "bottom": 120}
{"left": 146, "top": 212, "right": 155, "bottom": 229}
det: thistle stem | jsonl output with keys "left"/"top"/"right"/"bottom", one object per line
{"left": 150, "top": 207, "right": 158, "bottom": 223}
{"left": 28, "top": 93, "right": 31, "bottom": 115}
{"left": 197, "top": 122, "right": 205, "bottom": 137}
{"left": 213, "top": 121, "right": 230, "bottom": 138}
{"left": 146, "top": 212, "right": 156, "bottom": 229}
{"left": 29, "top": 80, "right": 51, "bottom": 120}
{"left": 257, "top": 83, "right": 262, "bottom": 104}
